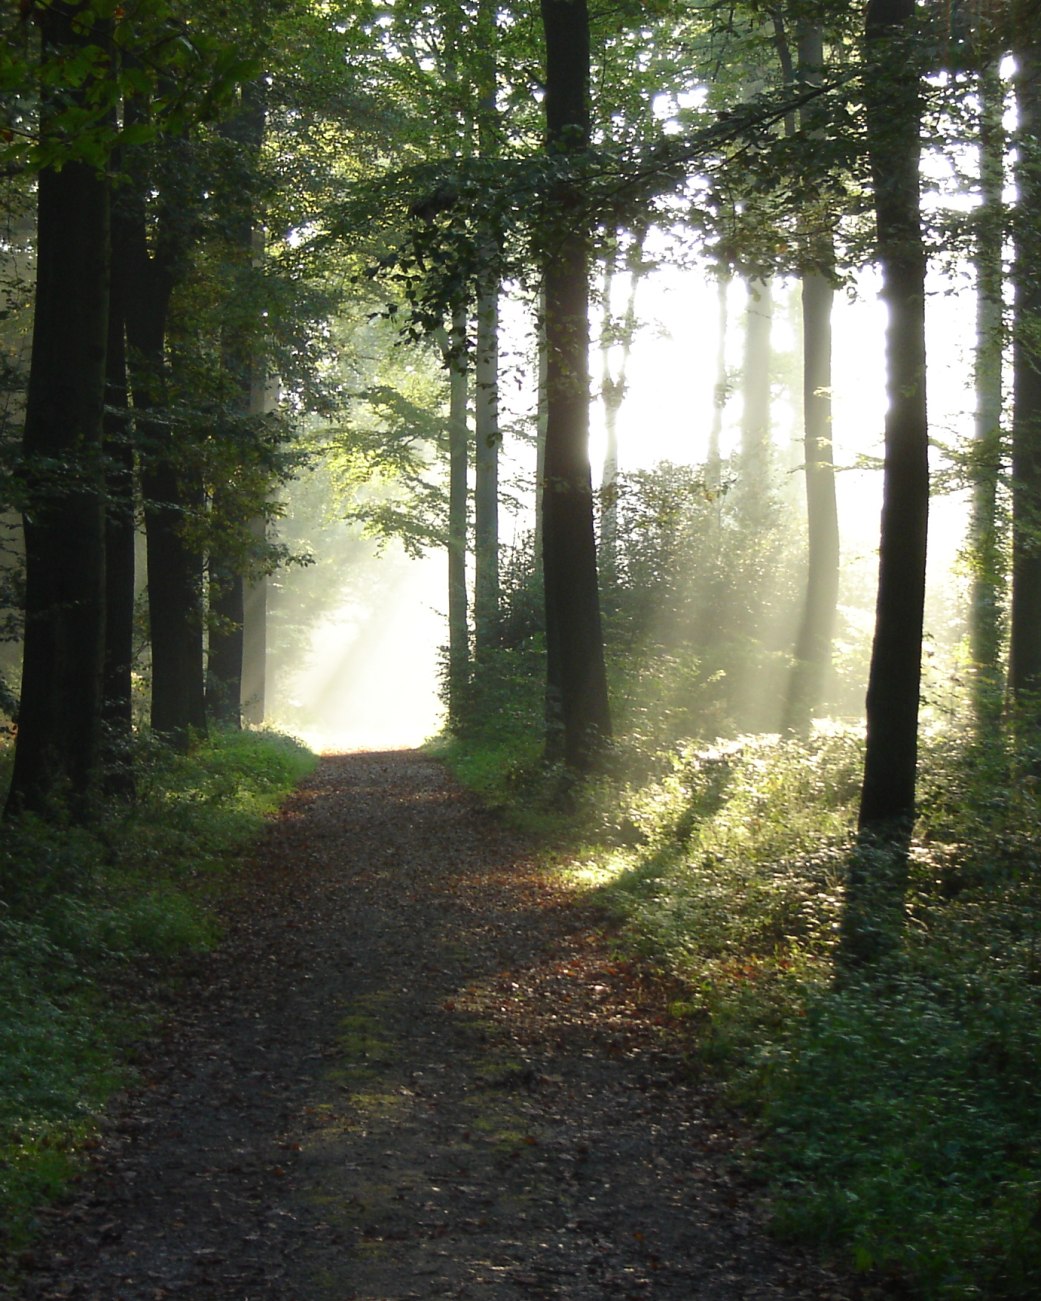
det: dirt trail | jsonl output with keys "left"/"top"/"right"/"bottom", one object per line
{"left": 8, "top": 752, "right": 861, "bottom": 1300}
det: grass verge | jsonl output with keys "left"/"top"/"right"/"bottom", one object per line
{"left": 439, "top": 720, "right": 1041, "bottom": 1299}
{"left": 0, "top": 728, "right": 315, "bottom": 1258}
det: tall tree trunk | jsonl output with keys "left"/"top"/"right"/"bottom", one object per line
{"left": 705, "top": 267, "right": 730, "bottom": 492}
{"left": 599, "top": 229, "right": 645, "bottom": 585}
{"left": 540, "top": 0, "right": 611, "bottom": 771}
{"left": 473, "top": 0, "right": 500, "bottom": 657}
{"left": 207, "top": 82, "right": 268, "bottom": 729}
{"left": 841, "top": 0, "right": 928, "bottom": 969}
{"left": 102, "top": 215, "right": 136, "bottom": 798}
{"left": 783, "top": 19, "right": 840, "bottom": 734}
{"left": 5, "top": 3, "right": 110, "bottom": 821}
{"left": 242, "top": 514, "right": 268, "bottom": 725}
{"left": 443, "top": 310, "right": 470, "bottom": 730}
{"left": 1008, "top": 6, "right": 1041, "bottom": 707}
{"left": 474, "top": 277, "right": 500, "bottom": 653}
{"left": 739, "top": 276, "right": 773, "bottom": 511}
{"left": 122, "top": 132, "right": 206, "bottom": 749}
{"left": 969, "top": 54, "right": 1005, "bottom": 724}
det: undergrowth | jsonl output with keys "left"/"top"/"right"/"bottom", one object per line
{"left": 442, "top": 717, "right": 1041, "bottom": 1298}
{"left": 0, "top": 728, "right": 315, "bottom": 1256}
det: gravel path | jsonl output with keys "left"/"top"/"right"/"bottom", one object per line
{"left": 7, "top": 751, "right": 865, "bottom": 1300}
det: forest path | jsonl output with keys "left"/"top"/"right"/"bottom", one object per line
{"left": 12, "top": 752, "right": 860, "bottom": 1300}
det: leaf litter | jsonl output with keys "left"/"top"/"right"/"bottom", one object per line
{"left": 4, "top": 752, "right": 877, "bottom": 1300}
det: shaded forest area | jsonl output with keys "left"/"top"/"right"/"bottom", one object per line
{"left": 3, "top": 0, "right": 1041, "bottom": 1295}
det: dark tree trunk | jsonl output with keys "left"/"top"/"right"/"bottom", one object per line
{"left": 102, "top": 218, "right": 137, "bottom": 798}
{"left": 841, "top": 0, "right": 928, "bottom": 969}
{"left": 540, "top": 0, "right": 611, "bottom": 771}
{"left": 207, "top": 82, "right": 268, "bottom": 728}
{"left": 242, "top": 515, "right": 267, "bottom": 724}
{"left": 969, "top": 54, "right": 1005, "bottom": 723}
{"left": 783, "top": 20, "right": 840, "bottom": 735}
{"left": 5, "top": 4, "right": 110, "bottom": 821}
{"left": 206, "top": 550, "right": 245, "bottom": 728}
{"left": 121, "top": 140, "right": 206, "bottom": 749}
{"left": 1008, "top": 7, "right": 1041, "bottom": 706}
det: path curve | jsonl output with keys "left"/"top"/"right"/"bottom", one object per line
{"left": 10, "top": 752, "right": 861, "bottom": 1300}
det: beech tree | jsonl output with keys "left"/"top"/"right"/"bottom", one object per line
{"left": 539, "top": 0, "right": 611, "bottom": 770}
{"left": 5, "top": 0, "right": 110, "bottom": 818}
{"left": 1008, "top": 1, "right": 1041, "bottom": 707}
{"left": 841, "top": 0, "right": 929, "bottom": 966}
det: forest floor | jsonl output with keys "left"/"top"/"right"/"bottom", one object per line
{"left": 5, "top": 751, "right": 877, "bottom": 1300}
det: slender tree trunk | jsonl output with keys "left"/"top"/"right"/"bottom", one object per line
{"left": 102, "top": 220, "right": 136, "bottom": 797}
{"left": 540, "top": 0, "right": 611, "bottom": 771}
{"left": 534, "top": 291, "right": 549, "bottom": 565}
{"left": 122, "top": 144, "right": 206, "bottom": 749}
{"left": 599, "top": 229, "right": 644, "bottom": 584}
{"left": 443, "top": 310, "right": 470, "bottom": 730}
{"left": 739, "top": 276, "right": 773, "bottom": 516}
{"left": 473, "top": 0, "right": 500, "bottom": 657}
{"left": 706, "top": 268, "right": 730, "bottom": 491}
{"left": 5, "top": 4, "right": 110, "bottom": 821}
{"left": 784, "top": 266, "right": 838, "bottom": 733}
{"left": 1008, "top": 7, "right": 1041, "bottom": 706}
{"left": 783, "top": 19, "right": 840, "bottom": 734}
{"left": 841, "top": 0, "right": 928, "bottom": 970}
{"left": 207, "top": 82, "right": 268, "bottom": 728}
{"left": 969, "top": 55, "right": 1005, "bottom": 723}
{"left": 474, "top": 277, "right": 500, "bottom": 652}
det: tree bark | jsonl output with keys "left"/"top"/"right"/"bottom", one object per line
{"left": 474, "top": 277, "right": 500, "bottom": 653}
{"left": 705, "top": 267, "right": 729, "bottom": 492}
{"left": 5, "top": 3, "right": 110, "bottom": 821}
{"left": 783, "top": 18, "right": 840, "bottom": 735}
{"left": 102, "top": 209, "right": 136, "bottom": 797}
{"left": 122, "top": 128, "right": 206, "bottom": 749}
{"left": 207, "top": 82, "right": 268, "bottom": 729}
{"left": 540, "top": 0, "right": 611, "bottom": 771}
{"left": 1008, "top": 5, "right": 1041, "bottom": 706}
{"left": 443, "top": 310, "right": 470, "bottom": 730}
{"left": 738, "top": 276, "right": 773, "bottom": 514}
{"left": 841, "top": 0, "right": 928, "bottom": 969}
{"left": 969, "top": 54, "right": 1005, "bottom": 723}
{"left": 473, "top": 0, "right": 500, "bottom": 658}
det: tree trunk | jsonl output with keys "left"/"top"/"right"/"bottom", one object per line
{"left": 206, "top": 83, "right": 268, "bottom": 729}
{"left": 102, "top": 218, "right": 137, "bottom": 798}
{"left": 443, "top": 310, "right": 470, "bottom": 730}
{"left": 739, "top": 276, "right": 773, "bottom": 512}
{"left": 1008, "top": 8, "right": 1041, "bottom": 706}
{"left": 474, "top": 277, "right": 500, "bottom": 653}
{"left": 969, "top": 55, "right": 1005, "bottom": 724}
{"left": 783, "top": 266, "right": 838, "bottom": 733}
{"left": 540, "top": 0, "right": 611, "bottom": 771}
{"left": 841, "top": 0, "right": 928, "bottom": 969}
{"left": 122, "top": 140, "right": 206, "bottom": 749}
{"left": 599, "top": 229, "right": 645, "bottom": 586}
{"left": 783, "top": 19, "right": 840, "bottom": 735}
{"left": 473, "top": 0, "right": 500, "bottom": 658}
{"left": 5, "top": 3, "right": 110, "bottom": 821}
{"left": 705, "top": 268, "right": 729, "bottom": 492}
